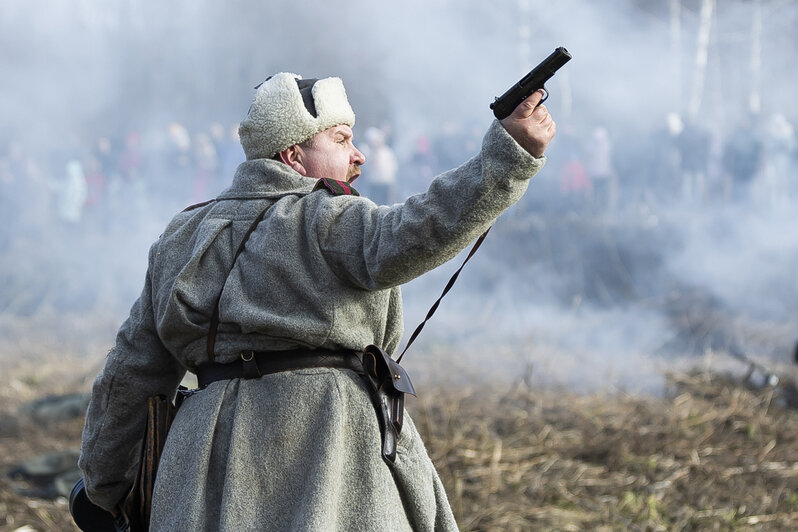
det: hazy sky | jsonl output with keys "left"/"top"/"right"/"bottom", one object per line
{"left": 4, "top": 0, "right": 797, "bottom": 147}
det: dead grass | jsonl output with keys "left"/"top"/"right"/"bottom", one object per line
{"left": 2, "top": 341, "right": 798, "bottom": 531}
{"left": 415, "top": 371, "right": 798, "bottom": 531}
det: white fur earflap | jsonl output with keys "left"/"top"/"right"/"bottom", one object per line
{"left": 239, "top": 73, "right": 356, "bottom": 160}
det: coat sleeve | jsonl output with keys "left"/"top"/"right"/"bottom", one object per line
{"left": 78, "top": 241, "right": 186, "bottom": 511}
{"left": 314, "top": 120, "right": 546, "bottom": 290}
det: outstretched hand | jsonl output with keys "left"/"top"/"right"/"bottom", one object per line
{"left": 499, "top": 90, "right": 556, "bottom": 158}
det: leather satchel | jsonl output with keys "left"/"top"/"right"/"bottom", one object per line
{"left": 70, "top": 390, "right": 184, "bottom": 532}
{"left": 121, "top": 392, "right": 182, "bottom": 531}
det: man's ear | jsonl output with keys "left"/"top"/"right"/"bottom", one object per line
{"left": 277, "top": 145, "right": 307, "bottom": 176}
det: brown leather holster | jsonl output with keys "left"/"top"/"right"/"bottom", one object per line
{"left": 360, "top": 345, "right": 416, "bottom": 463}
{"left": 69, "top": 388, "right": 187, "bottom": 532}
{"left": 120, "top": 390, "right": 185, "bottom": 531}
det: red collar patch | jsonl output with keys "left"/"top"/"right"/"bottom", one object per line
{"left": 312, "top": 178, "right": 360, "bottom": 196}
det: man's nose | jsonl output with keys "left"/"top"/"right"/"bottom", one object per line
{"left": 352, "top": 146, "right": 366, "bottom": 165}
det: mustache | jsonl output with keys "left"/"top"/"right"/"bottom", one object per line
{"left": 347, "top": 164, "right": 362, "bottom": 180}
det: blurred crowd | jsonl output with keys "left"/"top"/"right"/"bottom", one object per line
{"left": 0, "top": 117, "right": 480, "bottom": 257}
{"left": 5, "top": 109, "right": 795, "bottom": 238}
{"left": 0, "top": 122, "right": 244, "bottom": 243}
{"left": 1, "top": 110, "right": 796, "bottom": 316}
{"left": 0, "top": 120, "right": 247, "bottom": 316}
{"left": 369, "top": 110, "right": 798, "bottom": 220}
{"left": 544, "top": 111, "right": 798, "bottom": 217}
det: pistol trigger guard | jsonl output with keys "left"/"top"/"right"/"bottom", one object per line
{"left": 537, "top": 88, "right": 549, "bottom": 107}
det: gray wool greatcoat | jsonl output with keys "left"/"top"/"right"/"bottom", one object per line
{"left": 78, "top": 120, "right": 544, "bottom": 531}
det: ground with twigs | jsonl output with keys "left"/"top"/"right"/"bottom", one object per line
{"left": 2, "top": 314, "right": 798, "bottom": 532}
{"left": 416, "top": 371, "right": 798, "bottom": 531}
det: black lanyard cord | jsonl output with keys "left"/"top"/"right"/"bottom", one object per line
{"left": 396, "top": 226, "right": 491, "bottom": 364}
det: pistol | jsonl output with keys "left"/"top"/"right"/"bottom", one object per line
{"left": 490, "top": 46, "right": 572, "bottom": 120}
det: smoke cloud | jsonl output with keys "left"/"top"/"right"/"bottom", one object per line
{"left": 1, "top": 0, "right": 796, "bottom": 393}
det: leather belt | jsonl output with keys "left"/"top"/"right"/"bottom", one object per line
{"left": 195, "top": 349, "right": 363, "bottom": 388}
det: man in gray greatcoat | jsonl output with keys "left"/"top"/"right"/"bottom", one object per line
{"left": 78, "top": 72, "right": 555, "bottom": 531}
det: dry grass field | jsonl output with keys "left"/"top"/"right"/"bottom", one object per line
{"left": 2, "top": 314, "right": 798, "bottom": 531}
{"left": 415, "top": 372, "right": 798, "bottom": 531}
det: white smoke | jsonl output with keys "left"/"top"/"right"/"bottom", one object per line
{"left": 1, "top": 0, "right": 796, "bottom": 393}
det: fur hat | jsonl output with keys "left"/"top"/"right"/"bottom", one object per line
{"left": 239, "top": 73, "right": 356, "bottom": 160}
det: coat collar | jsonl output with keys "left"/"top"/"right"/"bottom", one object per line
{"left": 218, "top": 159, "right": 317, "bottom": 199}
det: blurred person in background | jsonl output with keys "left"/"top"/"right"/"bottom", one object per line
{"left": 558, "top": 146, "right": 591, "bottom": 212}
{"left": 584, "top": 125, "right": 617, "bottom": 214}
{"left": 760, "top": 112, "right": 796, "bottom": 209}
{"left": 675, "top": 116, "right": 711, "bottom": 204}
{"left": 190, "top": 132, "right": 220, "bottom": 202}
{"left": 210, "top": 121, "right": 245, "bottom": 181}
{"left": 722, "top": 114, "right": 764, "bottom": 202}
{"left": 163, "top": 122, "right": 194, "bottom": 203}
{"left": 78, "top": 72, "right": 556, "bottom": 531}
{"left": 81, "top": 155, "right": 108, "bottom": 227}
{"left": 361, "top": 125, "right": 398, "bottom": 205}
{"left": 3, "top": 141, "right": 50, "bottom": 239}
{"left": 52, "top": 160, "right": 88, "bottom": 226}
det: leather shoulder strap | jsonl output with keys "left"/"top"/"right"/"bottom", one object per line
{"left": 206, "top": 202, "right": 274, "bottom": 361}
{"left": 181, "top": 199, "right": 216, "bottom": 212}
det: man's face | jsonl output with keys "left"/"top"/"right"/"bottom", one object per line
{"left": 298, "top": 125, "right": 366, "bottom": 183}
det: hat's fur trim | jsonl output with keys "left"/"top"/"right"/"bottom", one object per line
{"left": 239, "top": 73, "right": 356, "bottom": 160}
